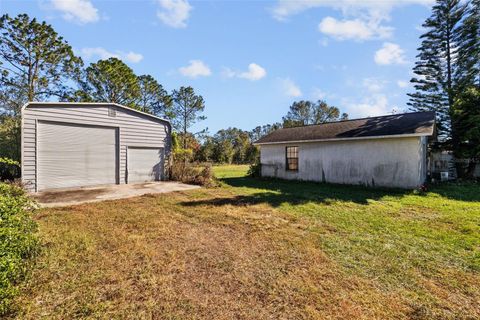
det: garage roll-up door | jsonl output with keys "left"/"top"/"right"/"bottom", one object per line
{"left": 37, "top": 122, "right": 117, "bottom": 191}
{"left": 127, "top": 147, "right": 164, "bottom": 183}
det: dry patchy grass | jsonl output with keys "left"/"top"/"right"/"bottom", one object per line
{"left": 9, "top": 165, "right": 480, "bottom": 319}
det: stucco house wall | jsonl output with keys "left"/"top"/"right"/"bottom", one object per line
{"left": 260, "top": 136, "right": 428, "bottom": 188}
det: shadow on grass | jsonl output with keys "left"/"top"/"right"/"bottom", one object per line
{"left": 182, "top": 176, "right": 411, "bottom": 207}
{"left": 428, "top": 182, "right": 480, "bottom": 202}
{"left": 183, "top": 176, "right": 480, "bottom": 209}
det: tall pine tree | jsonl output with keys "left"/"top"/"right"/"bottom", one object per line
{"left": 451, "top": 0, "right": 480, "bottom": 177}
{"left": 170, "top": 86, "right": 206, "bottom": 149}
{"left": 455, "top": 0, "right": 480, "bottom": 89}
{"left": 408, "top": 0, "right": 467, "bottom": 141}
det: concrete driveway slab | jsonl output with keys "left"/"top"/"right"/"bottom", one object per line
{"left": 34, "top": 182, "right": 200, "bottom": 207}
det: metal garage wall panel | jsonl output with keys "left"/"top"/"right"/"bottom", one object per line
{"left": 37, "top": 122, "right": 117, "bottom": 190}
{"left": 127, "top": 147, "right": 164, "bottom": 183}
{"left": 21, "top": 103, "right": 171, "bottom": 192}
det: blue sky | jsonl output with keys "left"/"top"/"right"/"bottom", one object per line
{"left": 1, "top": 0, "right": 434, "bottom": 133}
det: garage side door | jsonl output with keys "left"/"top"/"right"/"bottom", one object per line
{"left": 127, "top": 147, "right": 164, "bottom": 183}
{"left": 37, "top": 122, "right": 117, "bottom": 191}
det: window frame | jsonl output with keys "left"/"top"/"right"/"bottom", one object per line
{"left": 285, "top": 146, "right": 299, "bottom": 171}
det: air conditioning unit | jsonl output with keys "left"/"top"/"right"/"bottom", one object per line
{"left": 440, "top": 171, "right": 449, "bottom": 181}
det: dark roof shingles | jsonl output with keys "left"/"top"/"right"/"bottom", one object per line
{"left": 255, "top": 111, "right": 435, "bottom": 144}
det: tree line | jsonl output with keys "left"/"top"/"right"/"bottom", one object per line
{"left": 0, "top": 12, "right": 348, "bottom": 167}
{"left": 184, "top": 100, "right": 349, "bottom": 164}
{"left": 0, "top": 13, "right": 206, "bottom": 163}
{"left": 194, "top": 0, "right": 480, "bottom": 170}
{"left": 197, "top": 0, "right": 480, "bottom": 170}
{"left": 204, "top": 0, "right": 480, "bottom": 171}
{"left": 1, "top": 0, "right": 479, "bottom": 174}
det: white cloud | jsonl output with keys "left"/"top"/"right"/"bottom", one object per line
{"left": 223, "top": 63, "right": 267, "bottom": 81}
{"left": 273, "top": 0, "right": 433, "bottom": 42}
{"left": 51, "top": 0, "right": 99, "bottom": 24}
{"left": 272, "top": 0, "right": 434, "bottom": 21}
{"left": 362, "top": 78, "right": 387, "bottom": 92}
{"left": 311, "top": 87, "right": 338, "bottom": 101}
{"left": 81, "top": 47, "right": 116, "bottom": 60}
{"left": 318, "top": 16, "right": 392, "bottom": 41}
{"left": 80, "top": 47, "right": 144, "bottom": 63}
{"left": 125, "top": 52, "right": 144, "bottom": 63}
{"left": 374, "top": 42, "right": 407, "bottom": 65}
{"left": 157, "top": 0, "right": 192, "bottom": 28}
{"left": 271, "top": 1, "right": 317, "bottom": 21}
{"left": 179, "top": 60, "right": 211, "bottom": 78}
{"left": 239, "top": 63, "right": 267, "bottom": 81}
{"left": 345, "top": 94, "right": 391, "bottom": 118}
{"left": 397, "top": 80, "right": 409, "bottom": 88}
{"left": 280, "top": 78, "right": 302, "bottom": 97}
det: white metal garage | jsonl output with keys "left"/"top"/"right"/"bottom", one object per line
{"left": 37, "top": 122, "right": 118, "bottom": 191}
{"left": 127, "top": 147, "right": 164, "bottom": 183}
{"left": 21, "top": 102, "right": 171, "bottom": 192}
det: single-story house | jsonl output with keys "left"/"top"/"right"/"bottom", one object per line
{"left": 21, "top": 102, "right": 171, "bottom": 192}
{"left": 254, "top": 111, "right": 436, "bottom": 189}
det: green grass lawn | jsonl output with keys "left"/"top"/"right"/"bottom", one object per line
{"left": 213, "top": 164, "right": 250, "bottom": 179}
{"left": 9, "top": 165, "right": 480, "bottom": 319}
{"left": 213, "top": 166, "right": 480, "bottom": 315}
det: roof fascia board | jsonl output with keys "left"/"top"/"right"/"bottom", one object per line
{"left": 253, "top": 132, "right": 431, "bottom": 146}
{"left": 21, "top": 102, "right": 170, "bottom": 125}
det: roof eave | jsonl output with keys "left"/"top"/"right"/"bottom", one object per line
{"left": 21, "top": 101, "right": 171, "bottom": 125}
{"left": 253, "top": 132, "right": 433, "bottom": 146}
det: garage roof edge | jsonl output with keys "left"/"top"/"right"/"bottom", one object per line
{"left": 21, "top": 102, "right": 171, "bottom": 125}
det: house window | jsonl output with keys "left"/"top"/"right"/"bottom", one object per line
{"left": 286, "top": 146, "right": 298, "bottom": 171}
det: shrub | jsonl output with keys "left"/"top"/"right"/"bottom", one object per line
{"left": 193, "top": 164, "right": 218, "bottom": 188}
{"left": 0, "top": 183, "right": 38, "bottom": 315}
{"left": 170, "top": 161, "right": 218, "bottom": 187}
{"left": 171, "top": 161, "right": 194, "bottom": 182}
{"left": 0, "top": 158, "right": 20, "bottom": 181}
{"left": 247, "top": 159, "right": 261, "bottom": 177}
{"left": 169, "top": 137, "right": 218, "bottom": 187}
